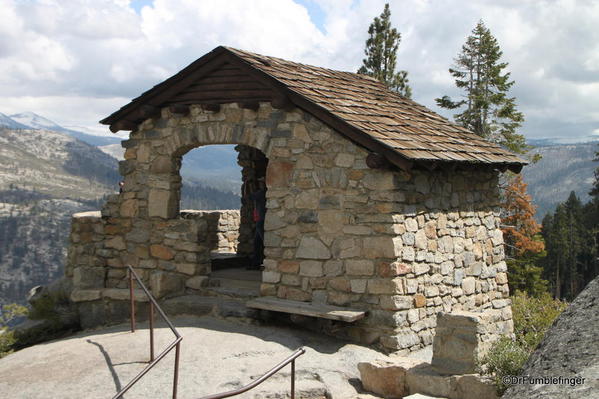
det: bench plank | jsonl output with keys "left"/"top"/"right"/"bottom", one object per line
{"left": 246, "top": 296, "right": 366, "bottom": 322}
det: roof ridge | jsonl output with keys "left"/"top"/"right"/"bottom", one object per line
{"left": 223, "top": 46, "right": 383, "bottom": 83}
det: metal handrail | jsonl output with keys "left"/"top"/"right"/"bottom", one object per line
{"left": 198, "top": 347, "right": 306, "bottom": 399}
{"left": 111, "top": 265, "right": 183, "bottom": 399}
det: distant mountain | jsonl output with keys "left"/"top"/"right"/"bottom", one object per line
{"left": 527, "top": 137, "right": 599, "bottom": 146}
{"left": 7, "top": 111, "right": 120, "bottom": 147}
{"left": 6, "top": 111, "right": 242, "bottom": 191}
{"left": 181, "top": 145, "right": 241, "bottom": 193}
{"left": 0, "top": 126, "right": 118, "bottom": 306}
{"left": 0, "top": 127, "right": 121, "bottom": 199}
{"left": 10, "top": 111, "right": 63, "bottom": 131}
{"left": 100, "top": 142, "right": 242, "bottom": 194}
{"left": 98, "top": 143, "right": 124, "bottom": 160}
{"left": 61, "top": 130, "right": 121, "bottom": 147}
{"left": 0, "top": 126, "right": 240, "bottom": 307}
{"left": 523, "top": 142, "right": 597, "bottom": 219}
{"left": 0, "top": 112, "right": 30, "bottom": 130}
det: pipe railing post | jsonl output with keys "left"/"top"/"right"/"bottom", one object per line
{"left": 115, "top": 266, "right": 183, "bottom": 399}
{"left": 149, "top": 302, "right": 155, "bottom": 362}
{"left": 129, "top": 268, "right": 136, "bottom": 332}
{"left": 291, "top": 359, "right": 296, "bottom": 399}
{"left": 173, "top": 342, "right": 181, "bottom": 399}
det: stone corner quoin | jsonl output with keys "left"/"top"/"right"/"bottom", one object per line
{"left": 66, "top": 102, "right": 513, "bottom": 352}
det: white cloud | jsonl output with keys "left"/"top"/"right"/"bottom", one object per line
{"left": 0, "top": 0, "right": 597, "bottom": 141}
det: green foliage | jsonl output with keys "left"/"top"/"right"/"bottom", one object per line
{"left": 511, "top": 290, "right": 568, "bottom": 349}
{"left": 0, "top": 303, "right": 28, "bottom": 326}
{"left": 28, "top": 287, "right": 69, "bottom": 324}
{"left": 0, "top": 303, "right": 28, "bottom": 358}
{"left": 541, "top": 191, "right": 598, "bottom": 300}
{"left": 436, "top": 20, "right": 527, "bottom": 154}
{"left": 507, "top": 253, "right": 548, "bottom": 298}
{"left": 357, "top": 3, "right": 412, "bottom": 98}
{"left": 480, "top": 291, "right": 567, "bottom": 395}
{"left": 481, "top": 336, "right": 529, "bottom": 395}
{"left": 590, "top": 146, "right": 599, "bottom": 198}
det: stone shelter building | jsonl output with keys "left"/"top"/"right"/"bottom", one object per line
{"left": 67, "top": 46, "right": 526, "bottom": 352}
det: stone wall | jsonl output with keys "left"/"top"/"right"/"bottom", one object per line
{"left": 180, "top": 210, "right": 241, "bottom": 254}
{"left": 68, "top": 209, "right": 240, "bottom": 297}
{"left": 66, "top": 102, "right": 513, "bottom": 352}
{"left": 432, "top": 311, "right": 509, "bottom": 375}
{"left": 236, "top": 144, "right": 267, "bottom": 256}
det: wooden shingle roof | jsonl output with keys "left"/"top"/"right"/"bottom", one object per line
{"left": 101, "top": 46, "right": 527, "bottom": 172}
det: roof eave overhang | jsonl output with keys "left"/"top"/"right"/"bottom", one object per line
{"left": 99, "top": 46, "right": 230, "bottom": 128}
{"left": 99, "top": 46, "right": 527, "bottom": 174}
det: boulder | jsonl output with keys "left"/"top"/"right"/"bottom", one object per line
{"left": 432, "top": 311, "right": 483, "bottom": 375}
{"left": 503, "top": 277, "right": 599, "bottom": 399}
{"left": 406, "top": 363, "right": 453, "bottom": 398}
{"left": 358, "top": 358, "right": 425, "bottom": 398}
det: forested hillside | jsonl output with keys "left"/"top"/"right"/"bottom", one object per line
{"left": 0, "top": 127, "right": 240, "bottom": 307}
{"left": 522, "top": 142, "right": 596, "bottom": 219}
{"left": 0, "top": 195, "right": 102, "bottom": 306}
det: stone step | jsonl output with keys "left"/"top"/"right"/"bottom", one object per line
{"left": 210, "top": 251, "right": 238, "bottom": 259}
{"left": 205, "top": 277, "right": 261, "bottom": 299}
{"left": 162, "top": 295, "right": 259, "bottom": 319}
{"left": 210, "top": 267, "right": 261, "bottom": 282}
{"left": 210, "top": 252, "right": 251, "bottom": 269}
{"left": 72, "top": 288, "right": 150, "bottom": 303}
{"left": 210, "top": 277, "right": 261, "bottom": 289}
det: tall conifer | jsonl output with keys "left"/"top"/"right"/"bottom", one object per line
{"left": 436, "top": 20, "right": 526, "bottom": 154}
{"left": 590, "top": 148, "right": 599, "bottom": 198}
{"left": 358, "top": 3, "right": 412, "bottom": 98}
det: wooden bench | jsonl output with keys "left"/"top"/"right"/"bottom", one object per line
{"left": 246, "top": 296, "right": 367, "bottom": 322}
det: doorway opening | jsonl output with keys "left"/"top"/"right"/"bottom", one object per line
{"left": 179, "top": 144, "right": 269, "bottom": 297}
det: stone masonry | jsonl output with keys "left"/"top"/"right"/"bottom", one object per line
{"left": 181, "top": 210, "right": 241, "bottom": 254}
{"left": 67, "top": 102, "right": 513, "bottom": 352}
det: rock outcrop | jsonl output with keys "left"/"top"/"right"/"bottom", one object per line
{"left": 503, "top": 276, "right": 599, "bottom": 399}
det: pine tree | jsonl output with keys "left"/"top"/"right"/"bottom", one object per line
{"left": 562, "top": 192, "right": 584, "bottom": 298}
{"left": 540, "top": 192, "right": 597, "bottom": 300}
{"left": 436, "top": 20, "right": 527, "bottom": 154}
{"left": 501, "top": 175, "right": 547, "bottom": 296}
{"left": 581, "top": 200, "right": 599, "bottom": 285}
{"left": 590, "top": 146, "right": 599, "bottom": 198}
{"left": 358, "top": 3, "right": 412, "bottom": 98}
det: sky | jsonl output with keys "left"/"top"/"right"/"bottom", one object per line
{"left": 0, "top": 0, "right": 598, "bottom": 141}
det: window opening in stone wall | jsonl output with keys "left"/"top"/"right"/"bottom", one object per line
{"left": 179, "top": 144, "right": 268, "bottom": 295}
{"left": 180, "top": 144, "right": 242, "bottom": 210}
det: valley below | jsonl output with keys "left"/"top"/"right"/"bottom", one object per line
{"left": 0, "top": 122, "right": 241, "bottom": 307}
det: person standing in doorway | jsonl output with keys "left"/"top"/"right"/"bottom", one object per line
{"left": 249, "top": 177, "right": 266, "bottom": 269}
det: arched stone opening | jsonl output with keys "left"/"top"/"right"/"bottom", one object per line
{"left": 116, "top": 103, "right": 285, "bottom": 298}
{"left": 174, "top": 143, "right": 270, "bottom": 273}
